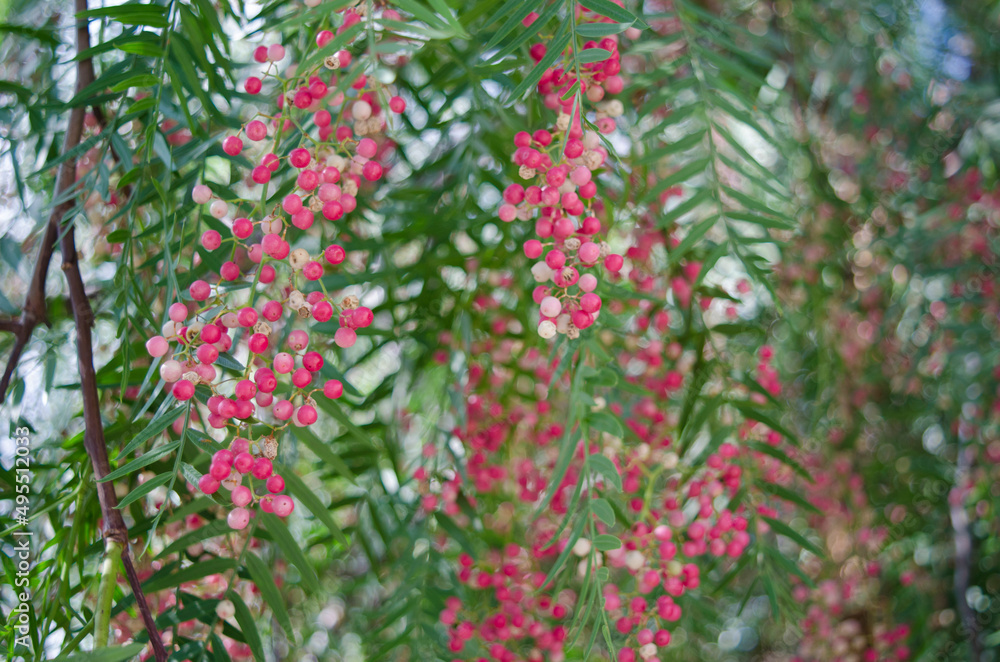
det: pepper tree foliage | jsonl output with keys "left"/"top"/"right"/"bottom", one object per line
{"left": 0, "top": 0, "right": 999, "bottom": 660}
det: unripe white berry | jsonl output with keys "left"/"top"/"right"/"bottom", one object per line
{"left": 352, "top": 100, "right": 372, "bottom": 121}
{"left": 289, "top": 248, "right": 310, "bottom": 270}
{"left": 261, "top": 215, "right": 282, "bottom": 234}
{"left": 531, "top": 262, "right": 553, "bottom": 283}
{"left": 625, "top": 550, "right": 645, "bottom": 572}
{"left": 538, "top": 320, "right": 557, "bottom": 339}
{"left": 215, "top": 600, "right": 236, "bottom": 621}
{"left": 210, "top": 200, "right": 228, "bottom": 219}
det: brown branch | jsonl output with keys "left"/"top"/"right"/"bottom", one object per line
{"left": 0, "top": 189, "right": 61, "bottom": 403}
{"left": 30, "top": 1, "right": 170, "bottom": 659}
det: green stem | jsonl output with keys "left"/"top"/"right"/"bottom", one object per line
{"left": 94, "top": 540, "right": 123, "bottom": 648}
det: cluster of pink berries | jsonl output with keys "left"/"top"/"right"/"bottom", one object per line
{"left": 410, "top": 248, "right": 802, "bottom": 656}
{"left": 143, "top": 4, "right": 406, "bottom": 529}
{"left": 497, "top": 11, "right": 639, "bottom": 339}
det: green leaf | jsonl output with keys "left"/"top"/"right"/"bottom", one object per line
{"left": 214, "top": 352, "right": 246, "bottom": 372}
{"left": 671, "top": 214, "right": 718, "bottom": 261}
{"left": 507, "top": 26, "right": 570, "bottom": 103}
{"left": 540, "top": 512, "right": 587, "bottom": 588}
{"left": 575, "top": 22, "right": 629, "bottom": 37}
{"left": 282, "top": 472, "right": 350, "bottom": 548}
{"left": 143, "top": 558, "right": 235, "bottom": 593}
{"left": 580, "top": 0, "right": 647, "bottom": 28}
{"left": 586, "top": 454, "right": 622, "bottom": 491}
{"left": 746, "top": 441, "right": 811, "bottom": 481}
{"left": 259, "top": 511, "right": 321, "bottom": 586}
{"left": 761, "top": 481, "right": 821, "bottom": 515}
{"left": 577, "top": 48, "right": 613, "bottom": 64}
{"left": 292, "top": 428, "right": 357, "bottom": 484}
{"left": 592, "top": 534, "right": 621, "bottom": 551}
{"left": 244, "top": 551, "right": 294, "bottom": 636}
{"left": 158, "top": 519, "right": 232, "bottom": 558}
{"left": 116, "top": 472, "right": 172, "bottom": 509}
{"left": 761, "top": 516, "right": 822, "bottom": 556}
{"left": 588, "top": 411, "right": 623, "bottom": 438}
{"left": 591, "top": 498, "right": 615, "bottom": 527}
{"left": 227, "top": 590, "right": 265, "bottom": 662}
{"left": 484, "top": 0, "right": 541, "bottom": 50}
{"left": 121, "top": 406, "right": 185, "bottom": 456}
{"left": 77, "top": 4, "right": 169, "bottom": 28}
{"left": 100, "top": 440, "right": 181, "bottom": 482}
{"left": 51, "top": 644, "right": 146, "bottom": 662}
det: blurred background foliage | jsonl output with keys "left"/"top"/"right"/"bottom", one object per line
{"left": 0, "top": 0, "right": 998, "bottom": 660}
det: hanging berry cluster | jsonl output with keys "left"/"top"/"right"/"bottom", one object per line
{"left": 497, "top": 8, "right": 637, "bottom": 340}
{"left": 143, "top": 3, "right": 404, "bottom": 530}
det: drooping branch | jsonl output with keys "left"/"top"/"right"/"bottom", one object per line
{"left": 10, "top": 1, "right": 170, "bottom": 658}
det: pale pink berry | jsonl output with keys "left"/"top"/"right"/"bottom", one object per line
{"left": 232, "top": 485, "right": 252, "bottom": 507}
{"left": 210, "top": 199, "right": 228, "bottom": 219}
{"left": 273, "top": 352, "right": 294, "bottom": 374}
{"left": 168, "top": 302, "right": 188, "bottom": 323}
{"left": 146, "top": 336, "right": 169, "bottom": 357}
{"left": 267, "top": 43, "right": 285, "bottom": 61}
{"left": 539, "top": 296, "right": 562, "bottom": 318}
{"left": 228, "top": 438, "right": 248, "bottom": 455}
{"left": 160, "top": 360, "right": 182, "bottom": 383}
{"left": 579, "top": 273, "right": 598, "bottom": 292}
{"left": 287, "top": 330, "right": 309, "bottom": 351}
{"left": 498, "top": 204, "right": 517, "bottom": 222}
{"left": 192, "top": 184, "right": 212, "bottom": 205}
{"left": 578, "top": 241, "right": 601, "bottom": 264}
{"left": 227, "top": 507, "right": 250, "bottom": 529}
{"left": 524, "top": 240, "right": 543, "bottom": 259}
{"left": 272, "top": 495, "right": 294, "bottom": 517}
{"left": 334, "top": 327, "right": 357, "bottom": 348}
